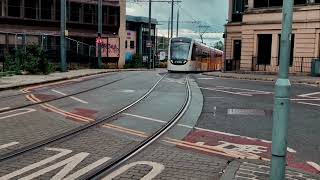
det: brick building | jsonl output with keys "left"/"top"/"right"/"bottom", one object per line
{"left": 0, "top": 0, "right": 126, "bottom": 68}
{"left": 225, "top": 0, "right": 320, "bottom": 73}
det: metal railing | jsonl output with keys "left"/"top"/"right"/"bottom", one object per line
{"left": 0, "top": 32, "right": 98, "bottom": 72}
{"left": 252, "top": 56, "right": 320, "bottom": 73}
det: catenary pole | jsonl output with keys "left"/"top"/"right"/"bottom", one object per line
{"left": 60, "top": 0, "right": 67, "bottom": 72}
{"left": 270, "top": 0, "right": 294, "bottom": 179}
{"left": 148, "top": 0, "right": 152, "bottom": 69}
{"left": 97, "top": 0, "right": 102, "bottom": 68}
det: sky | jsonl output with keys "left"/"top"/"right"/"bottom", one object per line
{"left": 126, "top": 0, "right": 229, "bottom": 46}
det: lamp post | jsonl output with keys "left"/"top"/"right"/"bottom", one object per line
{"left": 60, "top": 0, "right": 67, "bottom": 72}
{"left": 270, "top": 0, "right": 294, "bottom": 179}
{"left": 97, "top": 0, "right": 103, "bottom": 68}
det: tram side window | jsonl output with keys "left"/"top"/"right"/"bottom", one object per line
{"left": 191, "top": 45, "right": 197, "bottom": 61}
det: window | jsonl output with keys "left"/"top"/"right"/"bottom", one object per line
{"left": 125, "top": 40, "right": 128, "bottom": 49}
{"left": 41, "top": 0, "right": 53, "bottom": 20}
{"left": 69, "top": 2, "right": 80, "bottom": 22}
{"left": 231, "top": 0, "right": 248, "bottom": 22}
{"left": 8, "top": 0, "right": 21, "bottom": 17}
{"left": 84, "top": 4, "right": 97, "bottom": 24}
{"left": 257, "top": 34, "right": 272, "bottom": 65}
{"left": 130, "top": 41, "right": 135, "bottom": 49}
{"left": 254, "top": 0, "right": 309, "bottom": 8}
{"left": 278, "top": 34, "right": 295, "bottom": 66}
{"left": 55, "top": 0, "right": 60, "bottom": 20}
{"left": 25, "top": 0, "right": 38, "bottom": 19}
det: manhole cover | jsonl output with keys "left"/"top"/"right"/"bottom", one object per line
{"left": 228, "top": 109, "right": 266, "bottom": 116}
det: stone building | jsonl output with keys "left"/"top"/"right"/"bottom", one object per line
{"left": 225, "top": 0, "right": 320, "bottom": 73}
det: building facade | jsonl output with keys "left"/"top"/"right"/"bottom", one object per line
{"left": 0, "top": 0, "right": 126, "bottom": 68}
{"left": 125, "top": 15, "right": 157, "bottom": 63}
{"left": 225, "top": 0, "right": 320, "bottom": 73}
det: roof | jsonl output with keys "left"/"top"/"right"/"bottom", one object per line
{"left": 126, "top": 15, "right": 158, "bottom": 25}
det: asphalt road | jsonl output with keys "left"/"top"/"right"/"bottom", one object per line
{"left": 0, "top": 70, "right": 318, "bottom": 179}
{"left": 193, "top": 73, "right": 320, "bottom": 172}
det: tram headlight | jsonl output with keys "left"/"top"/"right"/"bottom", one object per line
{"left": 170, "top": 60, "right": 174, "bottom": 64}
{"left": 183, "top": 60, "right": 187, "bottom": 64}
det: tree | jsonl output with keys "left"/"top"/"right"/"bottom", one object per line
{"left": 214, "top": 41, "right": 224, "bottom": 51}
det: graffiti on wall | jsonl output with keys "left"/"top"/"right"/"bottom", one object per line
{"left": 96, "top": 38, "right": 120, "bottom": 58}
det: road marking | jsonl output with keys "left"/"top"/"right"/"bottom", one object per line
{"left": 1, "top": 148, "right": 72, "bottom": 179}
{"left": 197, "top": 78, "right": 214, "bottom": 80}
{"left": 206, "top": 97, "right": 224, "bottom": 99}
{"left": 297, "top": 102, "right": 320, "bottom": 107}
{"left": 0, "top": 142, "right": 19, "bottom": 150}
{"left": 199, "top": 87, "right": 252, "bottom": 96}
{"left": 298, "top": 92, "right": 320, "bottom": 98}
{"left": 0, "top": 107, "right": 10, "bottom": 111}
{"left": 51, "top": 89, "right": 88, "bottom": 104}
{"left": 291, "top": 98, "right": 320, "bottom": 101}
{"left": 26, "top": 94, "right": 93, "bottom": 122}
{"left": 307, "top": 162, "right": 320, "bottom": 172}
{"left": 122, "top": 113, "right": 296, "bottom": 153}
{"left": 118, "top": 89, "right": 136, "bottom": 93}
{"left": 102, "top": 161, "right": 165, "bottom": 180}
{"left": 0, "top": 108, "right": 36, "bottom": 120}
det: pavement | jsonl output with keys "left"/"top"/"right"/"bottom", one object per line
{"left": 0, "top": 70, "right": 319, "bottom": 179}
{"left": 203, "top": 71, "right": 320, "bottom": 86}
{"left": 0, "top": 68, "right": 146, "bottom": 90}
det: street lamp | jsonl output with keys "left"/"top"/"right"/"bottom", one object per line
{"left": 270, "top": 0, "right": 294, "bottom": 179}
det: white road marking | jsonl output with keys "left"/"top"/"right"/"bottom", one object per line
{"left": 122, "top": 113, "right": 296, "bottom": 153}
{"left": 0, "top": 107, "right": 10, "bottom": 111}
{"left": 307, "top": 161, "right": 320, "bottom": 172}
{"left": 206, "top": 97, "right": 224, "bottom": 99}
{"left": 0, "top": 108, "right": 36, "bottom": 120}
{"left": 199, "top": 87, "right": 252, "bottom": 96}
{"left": 51, "top": 89, "right": 88, "bottom": 104}
{"left": 102, "top": 161, "right": 165, "bottom": 180}
{"left": 0, "top": 142, "right": 19, "bottom": 150}
{"left": 291, "top": 98, "right": 320, "bottom": 101}
{"left": 298, "top": 92, "right": 320, "bottom": 98}
{"left": 197, "top": 78, "right": 214, "bottom": 80}
{"left": 297, "top": 102, "right": 320, "bottom": 107}
{"left": 118, "top": 89, "right": 136, "bottom": 93}
{"left": 1, "top": 148, "right": 72, "bottom": 179}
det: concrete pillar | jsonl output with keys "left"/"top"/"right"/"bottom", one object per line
{"left": 248, "top": 0, "right": 254, "bottom": 9}
{"left": 118, "top": 0, "right": 126, "bottom": 68}
{"left": 271, "top": 33, "right": 279, "bottom": 66}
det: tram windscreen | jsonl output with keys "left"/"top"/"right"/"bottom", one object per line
{"left": 170, "top": 42, "right": 191, "bottom": 60}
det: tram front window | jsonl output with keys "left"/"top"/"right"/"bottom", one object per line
{"left": 170, "top": 42, "right": 190, "bottom": 62}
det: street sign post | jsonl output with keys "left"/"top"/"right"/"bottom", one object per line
{"left": 60, "top": 0, "right": 67, "bottom": 72}
{"left": 270, "top": 0, "right": 294, "bottom": 179}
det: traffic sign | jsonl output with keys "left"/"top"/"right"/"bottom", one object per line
{"left": 146, "top": 40, "right": 152, "bottom": 48}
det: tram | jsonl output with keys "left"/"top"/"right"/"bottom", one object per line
{"left": 167, "top": 37, "right": 223, "bottom": 72}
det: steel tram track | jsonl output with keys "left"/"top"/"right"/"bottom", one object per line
{"left": 0, "top": 72, "right": 121, "bottom": 102}
{"left": 0, "top": 73, "right": 167, "bottom": 162}
{"left": 81, "top": 75, "right": 192, "bottom": 180}
{"left": 0, "top": 75, "right": 129, "bottom": 114}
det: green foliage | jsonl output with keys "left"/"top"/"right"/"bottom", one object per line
{"left": 4, "top": 45, "right": 55, "bottom": 75}
{"left": 214, "top": 41, "right": 224, "bottom": 51}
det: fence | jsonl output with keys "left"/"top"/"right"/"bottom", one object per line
{"left": 225, "top": 59, "right": 241, "bottom": 71}
{"left": 0, "top": 32, "right": 97, "bottom": 72}
{"left": 251, "top": 56, "right": 320, "bottom": 73}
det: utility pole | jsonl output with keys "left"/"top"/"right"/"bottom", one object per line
{"left": 170, "top": 0, "right": 174, "bottom": 38}
{"left": 148, "top": 0, "right": 152, "bottom": 69}
{"left": 270, "top": 0, "right": 294, "bottom": 179}
{"left": 167, "top": 16, "right": 170, "bottom": 39}
{"left": 60, "top": 0, "right": 67, "bottom": 72}
{"left": 176, "top": 8, "right": 179, "bottom": 37}
{"left": 97, "top": 0, "right": 102, "bottom": 68}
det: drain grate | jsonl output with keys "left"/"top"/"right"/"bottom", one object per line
{"left": 228, "top": 109, "right": 266, "bottom": 116}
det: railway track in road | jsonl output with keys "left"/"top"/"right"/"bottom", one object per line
{"left": 81, "top": 75, "right": 191, "bottom": 180}
{"left": 0, "top": 73, "right": 192, "bottom": 179}
{"left": 0, "top": 73, "right": 127, "bottom": 114}
{"left": 0, "top": 73, "right": 168, "bottom": 162}
{"left": 0, "top": 72, "right": 125, "bottom": 108}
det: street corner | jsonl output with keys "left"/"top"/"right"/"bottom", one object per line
{"left": 178, "top": 129, "right": 320, "bottom": 175}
